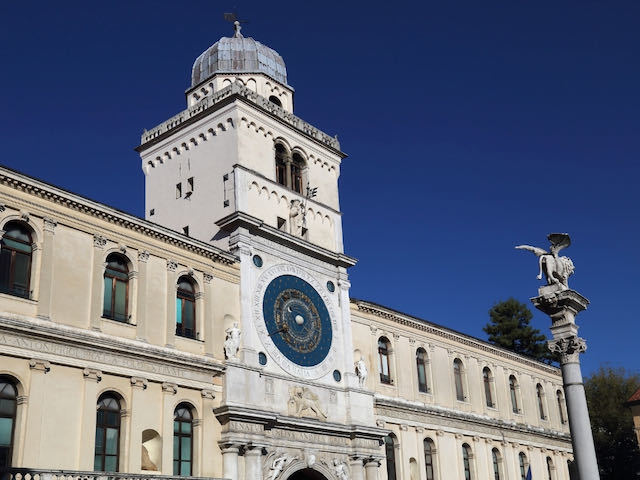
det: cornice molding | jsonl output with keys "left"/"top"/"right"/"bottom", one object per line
{"left": 0, "top": 314, "right": 225, "bottom": 381}
{"left": 0, "top": 167, "right": 237, "bottom": 266}
{"left": 375, "top": 396, "right": 571, "bottom": 444}
{"left": 137, "top": 81, "right": 343, "bottom": 155}
{"left": 352, "top": 299, "right": 560, "bottom": 375}
{"left": 217, "top": 211, "right": 357, "bottom": 269}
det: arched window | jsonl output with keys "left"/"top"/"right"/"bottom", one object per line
{"left": 173, "top": 403, "right": 193, "bottom": 476}
{"left": 416, "top": 348, "right": 429, "bottom": 393}
{"left": 537, "top": 384, "right": 546, "bottom": 420}
{"left": 378, "top": 337, "right": 391, "bottom": 384}
{"left": 0, "top": 378, "right": 18, "bottom": 468}
{"left": 423, "top": 438, "right": 435, "bottom": 480}
{"left": 94, "top": 393, "right": 121, "bottom": 472}
{"left": 518, "top": 452, "right": 528, "bottom": 480}
{"left": 509, "top": 376, "right": 519, "bottom": 413}
{"left": 557, "top": 390, "right": 566, "bottom": 424}
{"left": 546, "top": 457, "right": 554, "bottom": 480}
{"left": 291, "top": 153, "right": 305, "bottom": 194}
{"left": 454, "top": 358, "right": 465, "bottom": 401}
{"left": 491, "top": 448, "right": 502, "bottom": 480}
{"left": 275, "top": 144, "right": 287, "bottom": 187}
{"left": 103, "top": 253, "right": 129, "bottom": 322}
{"left": 269, "top": 95, "right": 282, "bottom": 107}
{"left": 0, "top": 221, "right": 33, "bottom": 298}
{"left": 384, "top": 434, "right": 397, "bottom": 480}
{"left": 483, "top": 367, "right": 494, "bottom": 407}
{"left": 176, "top": 276, "right": 196, "bottom": 339}
{"left": 462, "top": 443, "right": 473, "bottom": 480}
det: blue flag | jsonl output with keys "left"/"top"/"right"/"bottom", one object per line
{"left": 526, "top": 466, "right": 532, "bottom": 480}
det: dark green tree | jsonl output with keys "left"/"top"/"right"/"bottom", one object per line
{"left": 585, "top": 366, "right": 640, "bottom": 480}
{"left": 483, "top": 298, "right": 555, "bottom": 364}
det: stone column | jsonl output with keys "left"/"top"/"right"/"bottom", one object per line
{"left": 36, "top": 217, "right": 56, "bottom": 319}
{"left": 136, "top": 251, "right": 149, "bottom": 341}
{"left": 244, "top": 446, "right": 263, "bottom": 480}
{"left": 285, "top": 158, "right": 292, "bottom": 189}
{"left": 78, "top": 368, "right": 102, "bottom": 470}
{"left": 89, "top": 235, "right": 107, "bottom": 330}
{"left": 364, "top": 459, "right": 380, "bottom": 480}
{"left": 349, "top": 457, "right": 365, "bottom": 480}
{"left": 221, "top": 444, "right": 240, "bottom": 480}
{"left": 165, "top": 260, "right": 178, "bottom": 347}
{"left": 532, "top": 288, "right": 599, "bottom": 480}
{"left": 203, "top": 273, "right": 215, "bottom": 356}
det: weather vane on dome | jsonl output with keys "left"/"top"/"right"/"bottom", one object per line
{"left": 223, "top": 12, "right": 249, "bottom": 38}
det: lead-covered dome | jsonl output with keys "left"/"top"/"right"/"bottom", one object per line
{"left": 191, "top": 23, "right": 288, "bottom": 88}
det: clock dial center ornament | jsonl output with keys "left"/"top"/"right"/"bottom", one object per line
{"left": 261, "top": 274, "right": 333, "bottom": 368}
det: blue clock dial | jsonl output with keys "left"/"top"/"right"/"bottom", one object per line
{"left": 263, "top": 275, "right": 332, "bottom": 367}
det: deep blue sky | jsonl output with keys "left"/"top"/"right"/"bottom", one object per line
{"left": 1, "top": 1, "right": 638, "bottom": 376}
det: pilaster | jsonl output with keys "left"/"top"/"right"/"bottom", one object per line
{"left": 90, "top": 234, "right": 107, "bottom": 330}
{"left": 165, "top": 260, "right": 178, "bottom": 347}
{"left": 161, "top": 382, "right": 178, "bottom": 473}
{"left": 22, "top": 359, "right": 51, "bottom": 467}
{"left": 36, "top": 217, "right": 56, "bottom": 319}
{"left": 128, "top": 376, "right": 148, "bottom": 472}
{"left": 78, "top": 368, "right": 102, "bottom": 469}
{"left": 204, "top": 273, "right": 215, "bottom": 356}
{"left": 136, "top": 251, "right": 149, "bottom": 340}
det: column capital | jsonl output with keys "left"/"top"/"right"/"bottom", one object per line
{"left": 17, "top": 395, "right": 28, "bottom": 405}
{"left": 43, "top": 217, "right": 57, "bottom": 233}
{"left": 548, "top": 335, "right": 587, "bottom": 363}
{"left": 29, "top": 358, "right": 50, "bottom": 373}
{"left": 167, "top": 259, "right": 178, "bottom": 272}
{"left": 93, "top": 234, "right": 107, "bottom": 249}
{"left": 201, "top": 389, "right": 216, "bottom": 400}
{"left": 83, "top": 368, "right": 102, "bottom": 382}
{"left": 162, "top": 382, "right": 178, "bottom": 394}
{"left": 130, "top": 376, "right": 148, "bottom": 389}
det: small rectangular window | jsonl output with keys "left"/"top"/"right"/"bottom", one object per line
{"left": 187, "top": 177, "right": 194, "bottom": 192}
{"left": 183, "top": 226, "right": 189, "bottom": 236}
{"left": 149, "top": 209, "right": 155, "bottom": 216}
{"left": 277, "top": 217, "right": 286, "bottom": 231}
{"left": 176, "top": 183, "right": 182, "bottom": 198}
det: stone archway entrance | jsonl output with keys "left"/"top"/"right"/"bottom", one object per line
{"left": 287, "top": 468, "right": 329, "bottom": 480}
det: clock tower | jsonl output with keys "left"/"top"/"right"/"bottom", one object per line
{"left": 136, "top": 22, "right": 384, "bottom": 480}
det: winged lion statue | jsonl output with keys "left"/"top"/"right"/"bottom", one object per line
{"left": 516, "top": 233, "right": 575, "bottom": 290}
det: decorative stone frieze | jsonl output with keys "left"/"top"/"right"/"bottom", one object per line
{"left": 204, "top": 273, "right": 214, "bottom": 283}
{"left": 130, "top": 376, "right": 148, "bottom": 389}
{"left": 138, "top": 250, "right": 150, "bottom": 262}
{"left": 29, "top": 358, "right": 50, "bottom": 373}
{"left": 83, "top": 368, "right": 102, "bottom": 382}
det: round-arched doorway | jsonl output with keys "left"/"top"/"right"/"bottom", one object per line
{"left": 287, "top": 468, "right": 328, "bottom": 480}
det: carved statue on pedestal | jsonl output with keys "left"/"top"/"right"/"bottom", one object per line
{"left": 355, "top": 358, "right": 368, "bottom": 388}
{"left": 516, "top": 233, "right": 575, "bottom": 290}
{"left": 224, "top": 323, "right": 241, "bottom": 359}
